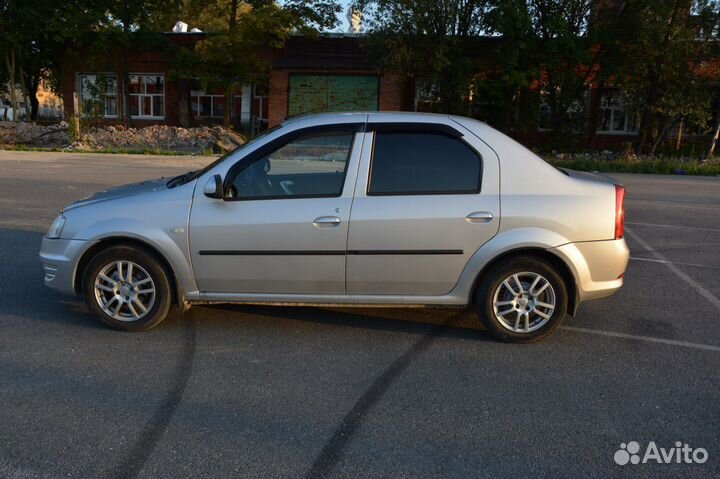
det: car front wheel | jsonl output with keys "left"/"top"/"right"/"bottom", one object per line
{"left": 475, "top": 257, "right": 568, "bottom": 343}
{"left": 82, "top": 245, "right": 174, "bottom": 331}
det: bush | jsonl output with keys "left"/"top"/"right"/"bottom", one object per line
{"left": 548, "top": 153, "right": 720, "bottom": 176}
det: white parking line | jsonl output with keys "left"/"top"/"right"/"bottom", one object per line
{"left": 625, "top": 227, "right": 720, "bottom": 311}
{"left": 630, "top": 256, "right": 715, "bottom": 269}
{"left": 562, "top": 326, "right": 720, "bottom": 353}
{"left": 626, "top": 221, "right": 720, "bottom": 233}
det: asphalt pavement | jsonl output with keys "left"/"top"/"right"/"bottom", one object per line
{"left": 1, "top": 150, "right": 719, "bottom": 478}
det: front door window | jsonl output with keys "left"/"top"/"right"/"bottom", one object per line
{"left": 228, "top": 131, "right": 355, "bottom": 200}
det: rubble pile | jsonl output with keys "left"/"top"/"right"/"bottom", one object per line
{"left": 0, "top": 121, "right": 69, "bottom": 146}
{"left": 0, "top": 121, "right": 246, "bottom": 153}
{"left": 70, "top": 124, "right": 245, "bottom": 152}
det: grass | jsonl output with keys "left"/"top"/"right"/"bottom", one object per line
{"left": 548, "top": 157, "right": 720, "bottom": 176}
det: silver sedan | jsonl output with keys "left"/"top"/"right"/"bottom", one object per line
{"left": 39, "top": 112, "right": 629, "bottom": 342}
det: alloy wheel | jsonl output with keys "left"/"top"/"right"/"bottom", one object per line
{"left": 93, "top": 260, "right": 156, "bottom": 322}
{"left": 492, "top": 271, "right": 556, "bottom": 333}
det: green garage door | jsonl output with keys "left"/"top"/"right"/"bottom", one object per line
{"left": 288, "top": 75, "right": 379, "bottom": 117}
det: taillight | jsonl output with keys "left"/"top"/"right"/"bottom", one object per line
{"left": 615, "top": 184, "right": 625, "bottom": 239}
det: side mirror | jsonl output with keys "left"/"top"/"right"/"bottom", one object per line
{"left": 203, "top": 174, "right": 224, "bottom": 199}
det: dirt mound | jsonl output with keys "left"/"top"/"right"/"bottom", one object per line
{"left": 0, "top": 122, "right": 246, "bottom": 153}
{"left": 0, "top": 121, "right": 69, "bottom": 146}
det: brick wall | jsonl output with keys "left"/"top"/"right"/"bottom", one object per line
{"left": 62, "top": 52, "right": 183, "bottom": 126}
{"left": 268, "top": 70, "right": 289, "bottom": 128}
{"left": 379, "top": 74, "right": 406, "bottom": 111}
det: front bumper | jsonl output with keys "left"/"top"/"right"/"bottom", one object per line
{"left": 39, "top": 236, "right": 91, "bottom": 296}
{"left": 551, "top": 238, "right": 630, "bottom": 302}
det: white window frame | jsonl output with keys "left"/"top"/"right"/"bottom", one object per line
{"left": 253, "top": 82, "right": 268, "bottom": 130}
{"left": 597, "top": 90, "right": 638, "bottom": 135}
{"left": 414, "top": 78, "right": 440, "bottom": 112}
{"left": 190, "top": 91, "right": 233, "bottom": 118}
{"left": 78, "top": 73, "right": 118, "bottom": 119}
{"left": 537, "top": 88, "right": 589, "bottom": 133}
{"left": 129, "top": 73, "right": 165, "bottom": 119}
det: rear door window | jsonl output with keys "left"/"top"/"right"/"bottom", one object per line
{"left": 368, "top": 131, "right": 482, "bottom": 195}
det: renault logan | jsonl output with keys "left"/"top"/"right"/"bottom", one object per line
{"left": 39, "top": 112, "right": 629, "bottom": 342}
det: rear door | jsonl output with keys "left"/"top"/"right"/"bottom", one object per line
{"left": 346, "top": 117, "right": 500, "bottom": 296}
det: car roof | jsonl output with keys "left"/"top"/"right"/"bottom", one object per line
{"left": 282, "top": 111, "right": 477, "bottom": 127}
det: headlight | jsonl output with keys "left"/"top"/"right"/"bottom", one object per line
{"left": 47, "top": 214, "right": 66, "bottom": 239}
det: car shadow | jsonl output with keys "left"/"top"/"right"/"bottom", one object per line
{"left": 200, "top": 303, "right": 490, "bottom": 342}
{"left": 4, "top": 227, "right": 489, "bottom": 341}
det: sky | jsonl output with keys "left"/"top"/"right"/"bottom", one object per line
{"left": 333, "top": 0, "right": 353, "bottom": 33}
{"left": 279, "top": 0, "right": 353, "bottom": 33}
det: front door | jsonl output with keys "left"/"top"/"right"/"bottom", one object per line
{"left": 346, "top": 119, "right": 500, "bottom": 296}
{"left": 189, "top": 124, "right": 364, "bottom": 294}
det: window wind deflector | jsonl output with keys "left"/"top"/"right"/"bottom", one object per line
{"left": 366, "top": 122, "right": 463, "bottom": 138}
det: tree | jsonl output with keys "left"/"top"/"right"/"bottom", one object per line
{"left": 175, "top": 0, "right": 342, "bottom": 127}
{"left": 92, "top": 0, "right": 181, "bottom": 127}
{"left": 0, "top": 0, "right": 26, "bottom": 121}
{"left": 0, "top": 81, "right": 8, "bottom": 120}
{"left": 354, "top": 0, "right": 492, "bottom": 115}
{"left": 606, "top": 0, "right": 720, "bottom": 153}
{"left": 477, "top": 0, "right": 597, "bottom": 143}
{"left": 474, "top": 0, "right": 536, "bottom": 131}
{"left": 356, "top": 0, "right": 597, "bottom": 140}
{"left": 0, "top": 0, "right": 107, "bottom": 121}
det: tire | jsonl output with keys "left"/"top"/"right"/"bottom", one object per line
{"left": 82, "top": 245, "right": 174, "bottom": 331}
{"left": 474, "top": 256, "right": 568, "bottom": 343}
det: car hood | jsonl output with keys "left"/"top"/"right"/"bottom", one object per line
{"left": 63, "top": 178, "right": 169, "bottom": 212}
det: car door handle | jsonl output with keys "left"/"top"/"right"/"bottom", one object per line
{"left": 466, "top": 211, "right": 494, "bottom": 223}
{"left": 313, "top": 216, "right": 341, "bottom": 228}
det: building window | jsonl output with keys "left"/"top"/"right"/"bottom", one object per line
{"left": 598, "top": 90, "right": 638, "bottom": 134}
{"left": 414, "top": 79, "right": 440, "bottom": 113}
{"left": 79, "top": 74, "right": 118, "bottom": 118}
{"left": 129, "top": 74, "right": 164, "bottom": 119}
{"left": 191, "top": 92, "right": 226, "bottom": 118}
{"left": 538, "top": 89, "right": 587, "bottom": 132}
{"left": 252, "top": 82, "right": 268, "bottom": 133}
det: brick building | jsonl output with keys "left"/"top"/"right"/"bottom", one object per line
{"left": 62, "top": 33, "right": 412, "bottom": 136}
{"left": 62, "top": 31, "right": 718, "bottom": 150}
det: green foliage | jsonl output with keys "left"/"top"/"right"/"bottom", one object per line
{"left": 610, "top": 0, "right": 720, "bottom": 153}
{"left": 101, "top": 0, "right": 185, "bottom": 32}
{"left": 507, "top": 0, "right": 593, "bottom": 135}
{"left": 357, "top": 0, "right": 720, "bottom": 154}
{"left": 169, "top": 0, "right": 341, "bottom": 125}
{"left": 354, "top": 0, "right": 490, "bottom": 115}
{"left": 550, "top": 157, "right": 720, "bottom": 176}
{"left": 67, "top": 117, "right": 81, "bottom": 144}
{"left": 357, "top": 0, "right": 598, "bottom": 134}
{"left": 0, "top": 0, "right": 108, "bottom": 120}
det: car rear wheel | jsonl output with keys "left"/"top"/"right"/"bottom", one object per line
{"left": 82, "top": 245, "right": 174, "bottom": 331}
{"left": 475, "top": 257, "right": 568, "bottom": 343}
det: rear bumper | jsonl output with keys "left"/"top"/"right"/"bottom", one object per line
{"left": 550, "top": 238, "right": 629, "bottom": 302}
{"left": 39, "top": 236, "right": 90, "bottom": 296}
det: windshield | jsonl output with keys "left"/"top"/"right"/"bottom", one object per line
{"left": 167, "top": 124, "right": 283, "bottom": 188}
